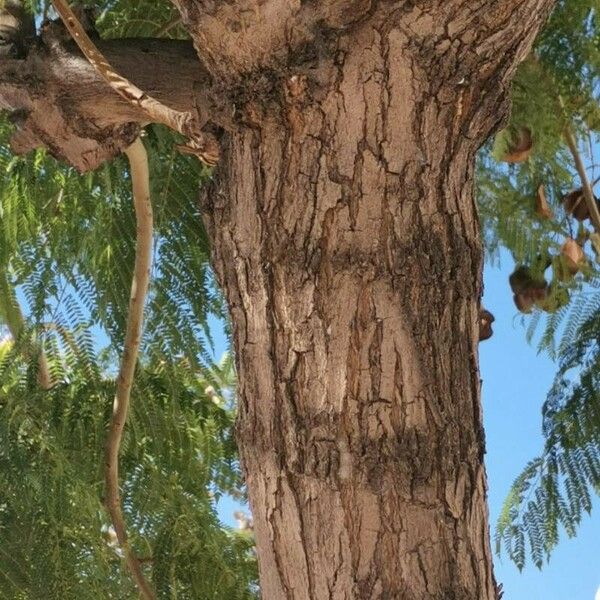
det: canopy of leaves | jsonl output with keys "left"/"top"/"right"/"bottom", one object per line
{"left": 0, "top": 117, "right": 257, "bottom": 596}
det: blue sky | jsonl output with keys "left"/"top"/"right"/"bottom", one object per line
{"left": 216, "top": 254, "right": 600, "bottom": 598}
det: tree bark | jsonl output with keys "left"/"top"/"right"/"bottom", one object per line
{"left": 196, "top": 2, "right": 556, "bottom": 598}
{"left": 0, "top": 36, "right": 210, "bottom": 170}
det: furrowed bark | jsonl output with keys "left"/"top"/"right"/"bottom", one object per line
{"left": 193, "top": 1, "right": 557, "bottom": 598}
{"left": 105, "top": 138, "right": 156, "bottom": 600}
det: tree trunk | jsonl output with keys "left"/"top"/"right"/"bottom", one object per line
{"left": 204, "top": 57, "right": 492, "bottom": 600}
{"left": 198, "top": 4, "right": 555, "bottom": 599}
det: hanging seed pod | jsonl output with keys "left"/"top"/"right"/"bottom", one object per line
{"left": 501, "top": 127, "right": 533, "bottom": 163}
{"left": 561, "top": 238, "right": 585, "bottom": 274}
{"left": 535, "top": 184, "right": 553, "bottom": 219}
{"left": 479, "top": 308, "right": 495, "bottom": 341}
{"left": 562, "top": 188, "right": 588, "bottom": 220}
{"left": 509, "top": 265, "right": 547, "bottom": 296}
{"left": 509, "top": 265, "right": 533, "bottom": 294}
{"left": 510, "top": 265, "right": 548, "bottom": 313}
{"left": 513, "top": 293, "right": 535, "bottom": 313}
{"left": 562, "top": 188, "right": 600, "bottom": 222}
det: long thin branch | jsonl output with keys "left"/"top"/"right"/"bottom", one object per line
{"left": 0, "top": 271, "right": 52, "bottom": 390}
{"left": 51, "top": 0, "right": 219, "bottom": 166}
{"left": 104, "top": 138, "right": 156, "bottom": 600}
{"left": 564, "top": 126, "right": 600, "bottom": 234}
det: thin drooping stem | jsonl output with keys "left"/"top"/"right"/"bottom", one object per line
{"left": 51, "top": 0, "right": 219, "bottom": 165}
{"left": 0, "top": 271, "right": 52, "bottom": 390}
{"left": 564, "top": 126, "right": 600, "bottom": 234}
{"left": 104, "top": 138, "right": 156, "bottom": 600}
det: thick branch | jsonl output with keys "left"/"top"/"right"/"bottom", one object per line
{"left": 51, "top": 0, "right": 219, "bottom": 165}
{"left": 104, "top": 138, "right": 155, "bottom": 600}
{"left": 0, "top": 36, "right": 214, "bottom": 171}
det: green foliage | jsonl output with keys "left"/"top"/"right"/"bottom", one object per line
{"left": 495, "top": 319, "right": 600, "bottom": 570}
{"left": 0, "top": 121, "right": 254, "bottom": 597}
{"left": 0, "top": 332, "right": 256, "bottom": 599}
{"left": 477, "top": 0, "right": 600, "bottom": 570}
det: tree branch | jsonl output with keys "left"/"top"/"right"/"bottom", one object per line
{"left": 564, "top": 126, "right": 600, "bottom": 234}
{"left": 0, "top": 37, "right": 214, "bottom": 171}
{"left": 104, "top": 138, "right": 156, "bottom": 600}
{"left": 51, "top": 0, "right": 219, "bottom": 165}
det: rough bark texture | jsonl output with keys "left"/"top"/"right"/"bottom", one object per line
{"left": 195, "top": 2, "right": 556, "bottom": 599}
{"left": 0, "top": 36, "right": 210, "bottom": 170}
{"left": 0, "top": 1, "right": 557, "bottom": 598}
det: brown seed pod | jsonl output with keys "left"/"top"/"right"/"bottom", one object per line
{"left": 509, "top": 266, "right": 533, "bottom": 294}
{"left": 528, "top": 284, "right": 548, "bottom": 302}
{"left": 535, "top": 184, "right": 553, "bottom": 220}
{"left": 562, "top": 188, "right": 600, "bottom": 222}
{"left": 514, "top": 293, "right": 535, "bottom": 313}
{"left": 561, "top": 238, "right": 585, "bottom": 274}
{"left": 509, "top": 265, "right": 547, "bottom": 295}
{"left": 479, "top": 308, "right": 495, "bottom": 341}
{"left": 562, "top": 188, "right": 589, "bottom": 221}
{"left": 502, "top": 127, "right": 533, "bottom": 163}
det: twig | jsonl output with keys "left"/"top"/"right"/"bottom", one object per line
{"left": 51, "top": 0, "right": 219, "bottom": 166}
{"left": 104, "top": 138, "right": 156, "bottom": 600}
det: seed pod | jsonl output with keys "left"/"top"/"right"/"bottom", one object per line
{"left": 509, "top": 266, "right": 534, "bottom": 294}
{"left": 479, "top": 308, "right": 495, "bottom": 341}
{"left": 562, "top": 188, "right": 600, "bottom": 222}
{"left": 535, "top": 184, "right": 553, "bottom": 220}
{"left": 509, "top": 265, "right": 547, "bottom": 296}
{"left": 501, "top": 127, "right": 533, "bottom": 163}
{"left": 514, "top": 293, "right": 535, "bottom": 313}
{"left": 562, "top": 189, "right": 588, "bottom": 221}
{"left": 561, "top": 238, "right": 585, "bottom": 274}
